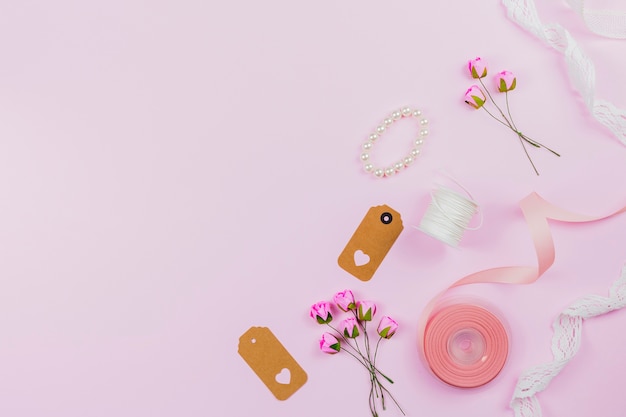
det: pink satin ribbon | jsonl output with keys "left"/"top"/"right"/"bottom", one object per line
{"left": 419, "top": 192, "right": 626, "bottom": 386}
{"left": 424, "top": 303, "right": 508, "bottom": 387}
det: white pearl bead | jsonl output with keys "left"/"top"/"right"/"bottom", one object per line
{"left": 392, "top": 111, "right": 402, "bottom": 120}
{"left": 384, "top": 118, "right": 393, "bottom": 126}
{"left": 415, "top": 138, "right": 424, "bottom": 146}
{"left": 410, "top": 148, "right": 420, "bottom": 157}
{"left": 404, "top": 156, "right": 414, "bottom": 165}
{"left": 369, "top": 133, "right": 379, "bottom": 141}
{"left": 420, "top": 129, "right": 429, "bottom": 137}
{"left": 385, "top": 167, "right": 395, "bottom": 176}
{"left": 376, "top": 125, "right": 386, "bottom": 134}
{"left": 412, "top": 109, "right": 422, "bottom": 117}
{"left": 360, "top": 152, "right": 369, "bottom": 161}
{"left": 363, "top": 141, "right": 373, "bottom": 150}
{"left": 374, "top": 169, "right": 384, "bottom": 178}
{"left": 401, "top": 107, "right": 411, "bottom": 117}
{"left": 420, "top": 119, "right": 429, "bottom": 126}
{"left": 364, "top": 163, "right": 373, "bottom": 172}
{"left": 394, "top": 161, "right": 404, "bottom": 171}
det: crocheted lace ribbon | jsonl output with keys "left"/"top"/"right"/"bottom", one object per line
{"left": 510, "top": 265, "right": 626, "bottom": 417}
{"left": 502, "top": 0, "right": 626, "bottom": 144}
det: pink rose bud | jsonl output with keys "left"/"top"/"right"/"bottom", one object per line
{"left": 464, "top": 85, "right": 486, "bottom": 109}
{"left": 377, "top": 316, "right": 398, "bottom": 339}
{"left": 468, "top": 57, "right": 487, "bottom": 79}
{"left": 496, "top": 70, "right": 517, "bottom": 92}
{"left": 340, "top": 317, "right": 360, "bottom": 338}
{"left": 357, "top": 300, "right": 377, "bottom": 321}
{"left": 319, "top": 332, "right": 341, "bottom": 354}
{"left": 333, "top": 289, "right": 356, "bottom": 312}
{"left": 310, "top": 301, "right": 333, "bottom": 324}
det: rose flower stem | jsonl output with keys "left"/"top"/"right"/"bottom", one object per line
{"left": 480, "top": 107, "right": 539, "bottom": 149}
{"left": 337, "top": 346, "right": 392, "bottom": 386}
{"left": 517, "top": 133, "right": 540, "bottom": 175}
{"left": 520, "top": 133, "right": 561, "bottom": 156}
{"left": 339, "top": 347, "right": 370, "bottom": 368}
{"left": 505, "top": 92, "right": 540, "bottom": 150}
{"left": 479, "top": 78, "right": 550, "bottom": 153}
{"left": 371, "top": 337, "right": 394, "bottom": 384}
{"left": 504, "top": 91, "right": 560, "bottom": 156}
{"left": 505, "top": 91, "right": 517, "bottom": 131}
{"left": 479, "top": 77, "right": 514, "bottom": 129}
{"left": 378, "top": 381, "right": 406, "bottom": 415}
{"left": 353, "top": 310, "right": 372, "bottom": 359}
{"left": 369, "top": 372, "right": 378, "bottom": 417}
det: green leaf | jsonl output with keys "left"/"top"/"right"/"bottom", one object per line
{"left": 499, "top": 78, "right": 507, "bottom": 92}
{"left": 380, "top": 327, "right": 389, "bottom": 338}
{"left": 510, "top": 78, "right": 517, "bottom": 91}
{"left": 471, "top": 96, "right": 485, "bottom": 108}
{"left": 364, "top": 310, "right": 372, "bottom": 321}
{"left": 316, "top": 313, "right": 332, "bottom": 324}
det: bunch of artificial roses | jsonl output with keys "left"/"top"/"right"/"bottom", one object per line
{"left": 464, "top": 56, "right": 560, "bottom": 175}
{"left": 310, "top": 290, "right": 404, "bottom": 417}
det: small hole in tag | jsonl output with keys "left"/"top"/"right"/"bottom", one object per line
{"left": 381, "top": 212, "right": 393, "bottom": 224}
{"left": 275, "top": 368, "right": 291, "bottom": 385}
{"left": 251, "top": 338, "right": 256, "bottom": 344}
{"left": 354, "top": 250, "right": 370, "bottom": 266}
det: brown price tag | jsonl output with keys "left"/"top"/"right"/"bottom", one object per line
{"left": 338, "top": 205, "right": 403, "bottom": 281}
{"left": 238, "top": 327, "right": 307, "bottom": 401}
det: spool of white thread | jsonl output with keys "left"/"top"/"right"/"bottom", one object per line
{"left": 416, "top": 184, "right": 481, "bottom": 247}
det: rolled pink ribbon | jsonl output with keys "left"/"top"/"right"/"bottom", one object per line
{"left": 418, "top": 192, "right": 626, "bottom": 387}
{"left": 424, "top": 303, "right": 508, "bottom": 388}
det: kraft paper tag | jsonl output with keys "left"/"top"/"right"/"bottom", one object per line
{"left": 338, "top": 204, "right": 403, "bottom": 281}
{"left": 238, "top": 326, "right": 307, "bottom": 400}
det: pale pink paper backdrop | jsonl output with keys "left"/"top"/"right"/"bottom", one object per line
{"left": 0, "top": 0, "right": 625, "bottom": 416}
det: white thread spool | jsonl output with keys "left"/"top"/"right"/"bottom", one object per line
{"left": 416, "top": 184, "right": 481, "bottom": 247}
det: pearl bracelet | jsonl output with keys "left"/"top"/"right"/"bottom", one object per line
{"left": 360, "top": 106, "right": 429, "bottom": 178}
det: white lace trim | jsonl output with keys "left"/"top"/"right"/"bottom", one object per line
{"left": 510, "top": 265, "right": 626, "bottom": 417}
{"left": 502, "top": 0, "right": 626, "bottom": 145}
{"left": 566, "top": 0, "right": 626, "bottom": 39}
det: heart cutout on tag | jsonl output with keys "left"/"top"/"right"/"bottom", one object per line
{"left": 275, "top": 368, "right": 291, "bottom": 385}
{"left": 354, "top": 250, "right": 370, "bottom": 266}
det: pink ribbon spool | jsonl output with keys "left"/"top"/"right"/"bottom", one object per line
{"left": 418, "top": 192, "right": 626, "bottom": 388}
{"left": 423, "top": 303, "right": 508, "bottom": 388}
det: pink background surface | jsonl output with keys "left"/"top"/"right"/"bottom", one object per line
{"left": 0, "top": 1, "right": 625, "bottom": 416}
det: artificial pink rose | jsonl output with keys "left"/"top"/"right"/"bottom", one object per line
{"left": 333, "top": 289, "right": 356, "bottom": 312}
{"left": 468, "top": 57, "right": 487, "bottom": 79}
{"left": 377, "top": 316, "right": 398, "bottom": 339}
{"left": 340, "top": 317, "right": 360, "bottom": 338}
{"left": 310, "top": 301, "right": 333, "bottom": 324}
{"left": 319, "top": 332, "right": 341, "bottom": 354}
{"left": 357, "top": 300, "right": 377, "bottom": 321}
{"left": 496, "top": 70, "right": 517, "bottom": 92}
{"left": 464, "top": 85, "right": 486, "bottom": 109}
